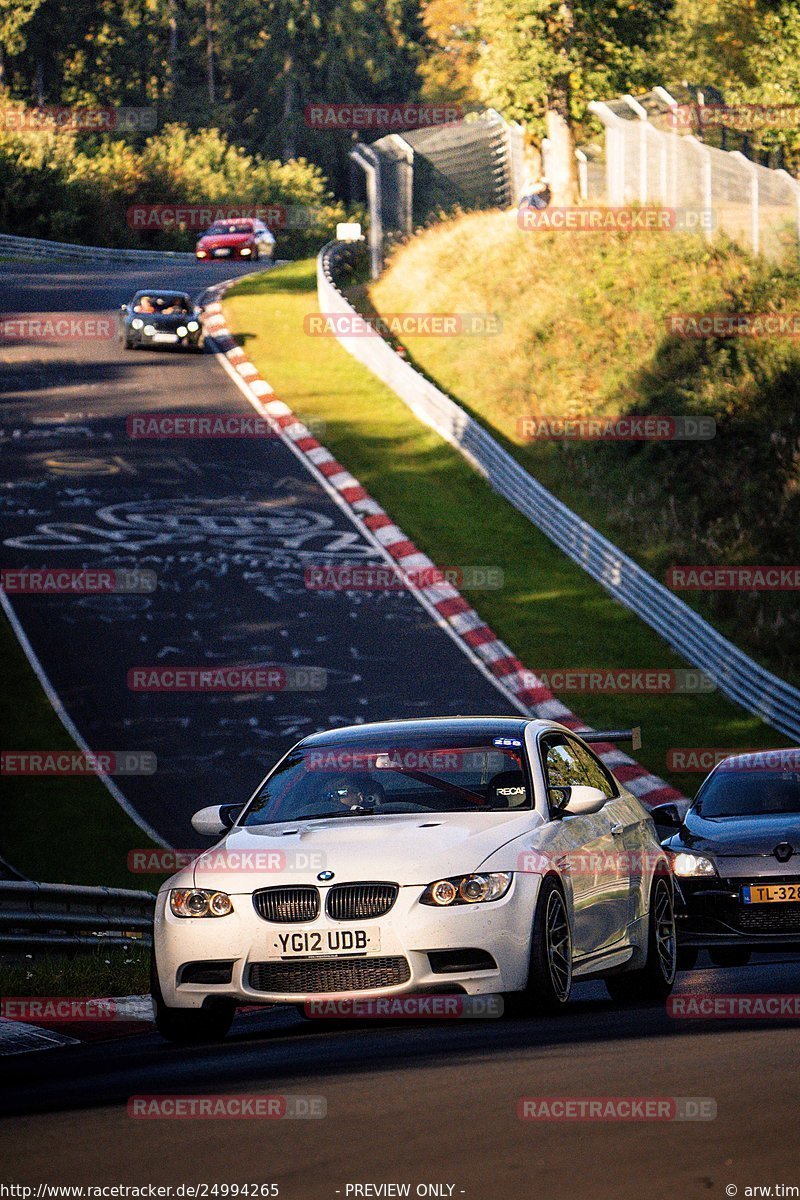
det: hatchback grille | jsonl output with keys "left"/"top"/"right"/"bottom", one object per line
{"left": 326, "top": 883, "right": 398, "bottom": 921}
{"left": 253, "top": 887, "right": 319, "bottom": 923}
{"left": 736, "top": 906, "right": 800, "bottom": 933}
{"left": 249, "top": 956, "right": 411, "bottom": 994}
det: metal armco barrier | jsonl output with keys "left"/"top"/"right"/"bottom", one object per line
{"left": 0, "top": 881, "right": 155, "bottom": 952}
{"left": 318, "top": 241, "right": 800, "bottom": 742}
{"left": 0, "top": 232, "right": 195, "bottom": 264}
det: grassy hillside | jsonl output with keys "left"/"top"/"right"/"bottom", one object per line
{"left": 224, "top": 262, "right": 787, "bottom": 802}
{"left": 365, "top": 211, "right": 800, "bottom": 684}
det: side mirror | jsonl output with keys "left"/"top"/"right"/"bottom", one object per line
{"left": 191, "top": 803, "right": 242, "bottom": 837}
{"left": 551, "top": 784, "right": 608, "bottom": 816}
{"left": 650, "top": 802, "right": 682, "bottom": 829}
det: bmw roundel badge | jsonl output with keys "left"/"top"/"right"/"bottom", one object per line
{"left": 318, "top": 870, "right": 334, "bottom": 881}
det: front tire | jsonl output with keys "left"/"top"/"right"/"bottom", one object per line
{"left": 151, "top": 955, "right": 234, "bottom": 1045}
{"left": 605, "top": 875, "right": 677, "bottom": 1005}
{"left": 512, "top": 876, "right": 573, "bottom": 1016}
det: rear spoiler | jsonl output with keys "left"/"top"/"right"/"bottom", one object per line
{"left": 581, "top": 727, "right": 642, "bottom": 752}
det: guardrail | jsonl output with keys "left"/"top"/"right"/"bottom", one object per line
{"left": 0, "top": 881, "right": 155, "bottom": 952}
{"left": 317, "top": 241, "right": 800, "bottom": 743}
{"left": 0, "top": 232, "right": 195, "bottom": 264}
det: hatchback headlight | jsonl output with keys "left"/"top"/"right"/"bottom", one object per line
{"left": 240, "top": 246, "right": 252, "bottom": 255}
{"left": 669, "top": 851, "right": 717, "bottom": 878}
{"left": 170, "top": 888, "right": 234, "bottom": 917}
{"left": 144, "top": 324, "right": 156, "bottom": 336}
{"left": 131, "top": 318, "right": 143, "bottom": 330}
{"left": 420, "top": 873, "right": 512, "bottom": 906}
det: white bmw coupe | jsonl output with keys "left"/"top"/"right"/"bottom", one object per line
{"left": 152, "top": 717, "right": 677, "bottom": 1042}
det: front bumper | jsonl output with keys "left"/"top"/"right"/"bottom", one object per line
{"left": 675, "top": 872, "right": 800, "bottom": 949}
{"left": 127, "top": 329, "right": 203, "bottom": 350}
{"left": 153, "top": 875, "right": 541, "bottom": 1009}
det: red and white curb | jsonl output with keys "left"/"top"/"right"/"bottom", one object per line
{"left": 201, "top": 288, "right": 683, "bottom": 807}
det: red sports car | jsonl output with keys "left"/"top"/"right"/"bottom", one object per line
{"left": 195, "top": 218, "right": 276, "bottom": 262}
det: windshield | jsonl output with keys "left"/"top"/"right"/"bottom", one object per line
{"left": 132, "top": 293, "right": 191, "bottom": 313}
{"left": 205, "top": 222, "right": 253, "bottom": 235}
{"left": 240, "top": 735, "right": 531, "bottom": 826}
{"left": 695, "top": 766, "right": 800, "bottom": 818}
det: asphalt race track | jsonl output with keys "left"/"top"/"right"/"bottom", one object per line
{"left": 0, "top": 258, "right": 514, "bottom": 845}
{"left": 1, "top": 957, "right": 799, "bottom": 1197}
{"left": 1, "top": 259, "right": 798, "bottom": 1198}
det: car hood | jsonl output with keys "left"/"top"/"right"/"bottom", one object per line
{"left": 198, "top": 233, "right": 253, "bottom": 247}
{"left": 675, "top": 810, "right": 800, "bottom": 857}
{"left": 191, "top": 810, "right": 541, "bottom": 892}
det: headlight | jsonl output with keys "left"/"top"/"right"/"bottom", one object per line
{"left": 187, "top": 320, "right": 200, "bottom": 332}
{"left": 420, "top": 873, "right": 512, "bottom": 906}
{"left": 169, "top": 888, "right": 234, "bottom": 917}
{"left": 176, "top": 325, "right": 188, "bottom": 337}
{"left": 669, "top": 851, "right": 717, "bottom": 878}
{"left": 131, "top": 318, "right": 143, "bottom": 330}
{"left": 240, "top": 246, "right": 252, "bottom": 255}
{"left": 144, "top": 324, "right": 156, "bottom": 336}
{"left": 197, "top": 249, "right": 207, "bottom": 257}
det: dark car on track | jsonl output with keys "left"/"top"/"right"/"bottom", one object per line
{"left": 118, "top": 290, "right": 204, "bottom": 352}
{"left": 195, "top": 218, "right": 276, "bottom": 261}
{"left": 654, "top": 749, "right": 800, "bottom": 967}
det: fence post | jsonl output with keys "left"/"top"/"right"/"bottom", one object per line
{"left": 588, "top": 101, "right": 626, "bottom": 205}
{"left": 731, "top": 150, "right": 759, "bottom": 256}
{"left": 686, "top": 136, "right": 713, "bottom": 242}
{"left": 349, "top": 144, "right": 383, "bottom": 278}
{"left": 623, "top": 94, "right": 649, "bottom": 203}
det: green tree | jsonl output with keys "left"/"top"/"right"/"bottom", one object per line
{"left": 475, "top": 0, "right": 673, "bottom": 202}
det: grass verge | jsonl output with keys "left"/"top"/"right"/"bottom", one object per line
{"left": 223, "top": 260, "right": 788, "bottom": 800}
{"left": 1, "top": 944, "right": 150, "bottom": 998}
{"left": 366, "top": 210, "right": 800, "bottom": 684}
{"left": 1, "top": 609, "right": 158, "bottom": 887}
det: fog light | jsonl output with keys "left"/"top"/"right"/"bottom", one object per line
{"left": 144, "top": 324, "right": 156, "bottom": 336}
{"left": 176, "top": 326, "right": 188, "bottom": 337}
{"left": 187, "top": 320, "right": 200, "bottom": 332}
